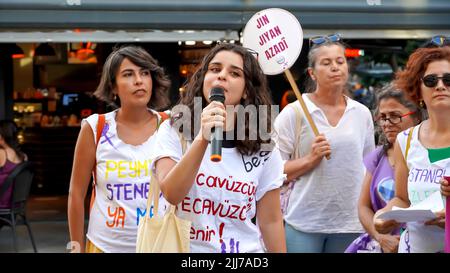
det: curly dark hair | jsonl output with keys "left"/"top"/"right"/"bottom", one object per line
{"left": 394, "top": 46, "right": 450, "bottom": 106}
{"left": 172, "top": 43, "right": 274, "bottom": 156}
{"left": 94, "top": 45, "right": 171, "bottom": 111}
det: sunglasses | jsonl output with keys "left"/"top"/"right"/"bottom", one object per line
{"left": 422, "top": 35, "right": 450, "bottom": 48}
{"left": 214, "top": 41, "right": 259, "bottom": 60}
{"left": 422, "top": 73, "right": 450, "bottom": 88}
{"left": 245, "top": 47, "right": 259, "bottom": 61}
{"left": 309, "top": 34, "right": 341, "bottom": 47}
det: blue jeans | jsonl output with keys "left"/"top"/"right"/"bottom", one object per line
{"left": 285, "top": 222, "right": 361, "bottom": 253}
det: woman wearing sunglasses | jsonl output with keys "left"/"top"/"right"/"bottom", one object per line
{"left": 374, "top": 46, "right": 450, "bottom": 252}
{"left": 345, "top": 86, "right": 422, "bottom": 253}
{"left": 273, "top": 34, "right": 375, "bottom": 252}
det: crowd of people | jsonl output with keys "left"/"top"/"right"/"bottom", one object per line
{"left": 1, "top": 34, "right": 449, "bottom": 253}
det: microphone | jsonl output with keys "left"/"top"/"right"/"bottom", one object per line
{"left": 209, "top": 87, "right": 225, "bottom": 162}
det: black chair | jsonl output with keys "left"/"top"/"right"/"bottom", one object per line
{"left": 0, "top": 161, "right": 37, "bottom": 252}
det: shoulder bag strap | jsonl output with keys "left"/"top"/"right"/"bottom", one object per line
{"left": 404, "top": 126, "right": 414, "bottom": 167}
{"left": 157, "top": 111, "right": 170, "bottom": 130}
{"left": 147, "top": 172, "right": 160, "bottom": 217}
{"left": 147, "top": 129, "right": 187, "bottom": 217}
{"left": 290, "top": 102, "right": 303, "bottom": 159}
{"left": 90, "top": 114, "right": 105, "bottom": 210}
{"left": 147, "top": 111, "right": 172, "bottom": 216}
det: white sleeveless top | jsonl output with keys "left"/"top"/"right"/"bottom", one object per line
{"left": 397, "top": 123, "right": 447, "bottom": 253}
{"left": 84, "top": 109, "right": 166, "bottom": 253}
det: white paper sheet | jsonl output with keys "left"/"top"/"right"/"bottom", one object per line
{"left": 377, "top": 191, "right": 444, "bottom": 223}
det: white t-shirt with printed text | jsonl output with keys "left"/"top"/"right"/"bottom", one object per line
{"left": 397, "top": 124, "right": 447, "bottom": 253}
{"left": 84, "top": 109, "right": 165, "bottom": 253}
{"left": 153, "top": 120, "right": 285, "bottom": 253}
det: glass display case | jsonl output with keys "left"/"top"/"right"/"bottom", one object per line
{"left": 13, "top": 101, "right": 43, "bottom": 127}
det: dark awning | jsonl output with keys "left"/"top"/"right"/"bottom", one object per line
{"left": 0, "top": 0, "right": 449, "bottom": 41}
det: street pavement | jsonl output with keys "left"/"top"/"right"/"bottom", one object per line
{"left": 0, "top": 195, "right": 75, "bottom": 253}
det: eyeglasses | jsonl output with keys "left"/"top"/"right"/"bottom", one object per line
{"left": 422, "top": 73, "right": 450, "bottom": 88}
{"left": 377, "top": 111, "right": 416, "bottom": 125}
{"left": 309, "top": 34, "right": 342, "bottom": 47}
{"left": 423, "top": 35, "right": 450, "bottom": 48}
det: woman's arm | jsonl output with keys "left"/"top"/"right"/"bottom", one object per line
{"left": 155, "top": 136, "right": 208, "bottom": 205}
{"left": 284, "top": 134, "right": 331, "bottom": 181}
{"left": 155, "top": 101, "right": 226, "bottom": 205}
{"left": 374, "top": 141, "right": 410, "bottom": 234}
{"left": 358, "top": 171, "right": 379, "bottom": 238}
{"left": 0, "top": 148, "right": 6, "bottom": 167}
{"left": 256, "top": 188, "right": 287, "bottom": 253}
{"left": 67, "top": 123, "right": 96, "bottom": 252}
{"left": 284, "top": 156, "right": 315, "bottom": 182}
{"left": 358, "top": 171, "right": 400, "bottom": 252}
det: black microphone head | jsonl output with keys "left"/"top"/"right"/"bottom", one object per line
{"left": 209, "top": 87, "right": 225, "bottom": 103}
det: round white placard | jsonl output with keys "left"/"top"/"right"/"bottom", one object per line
{"left": 242, "top": 8, "right": 303, "bottom": 75}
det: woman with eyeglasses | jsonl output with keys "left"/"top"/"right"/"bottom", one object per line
{"left": 153, "top": 43, "right": 286, "bottom": 253}
{"left": 345, "top": 86, "right": 422, "bottom": 253}
{"left": 273, "top": 34, "right": 375, "bottom": 253}
{"left": 374, "top": 46, "right": 450, "bottom": 253}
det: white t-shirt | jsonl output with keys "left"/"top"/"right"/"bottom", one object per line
{"left": 274, "top": 94, "right": 375, "bottom": 233}
{"left": 84, "top": 109, "right": 166, "bottom": 253}
{"left": 397, "top": 124, "right": 447, "bottom": 253}
{"left": 153, "top": 120, "right": 285, "bottom": 253}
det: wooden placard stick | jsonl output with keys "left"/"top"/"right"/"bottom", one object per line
{"left": 284, "top": 69, "right": 331, "bottom": 160}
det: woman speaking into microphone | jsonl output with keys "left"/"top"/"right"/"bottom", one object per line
{"left": 153, "top": 43, "right": 286, "bottom": 253}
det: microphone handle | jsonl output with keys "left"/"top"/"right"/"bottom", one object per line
{"left": 210, "top": 127, "right": 223, "bottom": 162}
